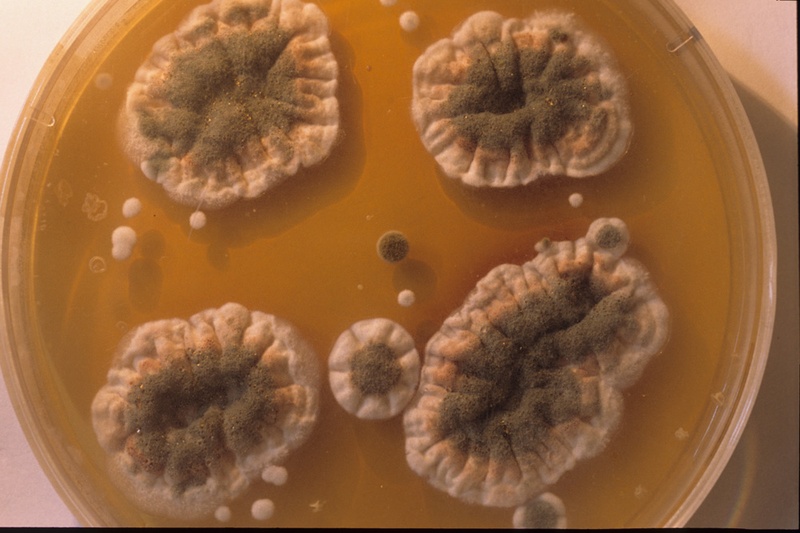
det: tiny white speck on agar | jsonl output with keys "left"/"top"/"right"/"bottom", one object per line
{"left": 569, "top": 192, "right": 584, "bottom": 207}
{"left": 88, "top": 256, "right": 107, "bottom": 273}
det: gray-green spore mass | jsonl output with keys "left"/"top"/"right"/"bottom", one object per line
{"left": 350, "top": 342, "right": 403, "bottom": 395}
{"left": 138, "top": 26, "right": 300, "bottom": 169}
{"left": 444, "top": 31, "right": 602, "bottom": 151}
{"left": 595, "top": 223, "right": 623, "bottom": 250}
{"left": 377, "top": 231, "right": 410, "bottom": 263}
{"left": 437, "top": 266, "right": 632, "bottom": 460}
{"left": 124, "top": 346, "right": 278, "bottom": 495}
{"left": 519, "top": 498, "right": 562, "bottom": 529}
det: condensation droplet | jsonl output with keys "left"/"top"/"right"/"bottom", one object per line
{"left": 94, "top": 72, "right": 113, "bottom": 90}
{"left": 711, "top": 391, "right": 725, "bottom": 406}
{"left": 82, "top": 193, "right": 108, "bottom": 221}
{"left": 88, "top": 256, "right": 107, "bottom": 273}
{"left": 55, "top": 179, "right": 73, "bottom": 207}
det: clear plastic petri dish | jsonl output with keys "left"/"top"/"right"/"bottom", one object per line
{"left": 0, "top": 0, "right": 776, "bottom": 527}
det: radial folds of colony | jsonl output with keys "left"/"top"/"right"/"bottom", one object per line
{"left": 91, "top": 303, "right": 320, "bottom": 520}
{"left": 328, "top": 318, "right": 420, "bottom": 420}
{"left": 119, "top": 0, "right": 339, "bottom": 209}
{"left": 412, "top": 11, "right": 632, "bottom": 187}
{"left": 403, "top": 218, "right": 669, "bottom": 508}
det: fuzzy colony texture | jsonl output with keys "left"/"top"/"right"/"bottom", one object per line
{"left": 403, "top": 218, "right": 669, "bottom": 509}
{"left": 328, "top": 318, "right": 421, "bottom": 420}
{"left": 91, "top": 303, "right": 320, "bottom": 520}
{"left": 119, "top": 0, "right": 339, "bottom": 209}
{"left": 412, "top": 10, "right": 632, "bottom": 187}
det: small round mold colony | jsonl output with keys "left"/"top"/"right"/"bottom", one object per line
{"left": 328, "top": 318, "right": 421, "bottom": 420}
{"left": 403, "top": 218, "right": 669, "bottom": 518}
{"left": 119, "top": 0, "right": 340, "bottom": 210}
{"left": 91, "top": 303, "right": 320, "bottom": 520}
{"left": 513, "top": 493, "right": 566, "bottom": 529}
{"left": 376, "top": 230, "right": 410, "bottom": 263}
{"left": 411, "top": 10, "right": 631, "bottom": 187}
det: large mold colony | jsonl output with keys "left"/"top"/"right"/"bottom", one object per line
{"left": 403, "top": 218, "right": 669, "bottom": 512}
{"left": 328, "top": 318, "right": 421, "bottom": 420}
{"left": 91, "top": 302, "right": 320, "bottom": 520}
{"left": 118, "top": 0, "right": 339, "bottom": 209}
{"left": 411, "top": 11, "right": 631, "bottom": 187}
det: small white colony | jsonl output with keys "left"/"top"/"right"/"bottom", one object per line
{"left": 189, "top": 210, "right": 207, "bottom": 230}
{"left": 568, "top": 192, "right": 584, "bottom": 207}
{"left": 251, "top": 498, "right": 275, "bottom": 521}
{"left": 214, "top": 506, "right": 232, "bottom": 523}
{"left": 399, "top": 11, "right": 420, "bottom": 32}
{"left": 397, "top": 289, "right": 416, "bottom": 307}
{"left": 122, "top": 197, "right": 142, "bottom": 218}
{"left": 111, "top": 226, "right": 137, "bottom": 261}
{"left": 261, "top": 465, "right": 288, "bottom": 486}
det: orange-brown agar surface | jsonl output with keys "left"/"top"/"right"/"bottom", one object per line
{"left": 30, "top": 0, "right": 731, "bottom": 527}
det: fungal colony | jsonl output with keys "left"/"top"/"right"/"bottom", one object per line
{"left": 91, "top": 303, "right": 320, "bottom": 520}
{"left": 411, "top": 10, "right": 631, "bottom": 187}
{"left": 403, "top": 218, "right": 669, "bottom": 523}
{"left": 328, "top": 318, "right": 421, "bottom": 420}
{"left": 118, "top": 0, "right": 340, "bottom": 209}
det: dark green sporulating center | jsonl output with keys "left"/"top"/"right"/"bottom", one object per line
{"left": 138, "top": 23, "right": 303, "bottom": 171}
{"left": 350, "top": 342, "right": 403, "bottom": 396}
{"left": 437, "top": 266, "right": 634, "bottom": 461}
{"left": 444, "top": 29, "right": 604, "bottom": 151}
{"left": 124, "top": 346, "right": 279, "bottom": 495}
{"left": 377, "top": 231, "right": 410, "bottom": 263}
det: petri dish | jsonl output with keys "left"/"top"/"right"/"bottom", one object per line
{"left": 0, "top": 0, "right": 776, "bottom": 527}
